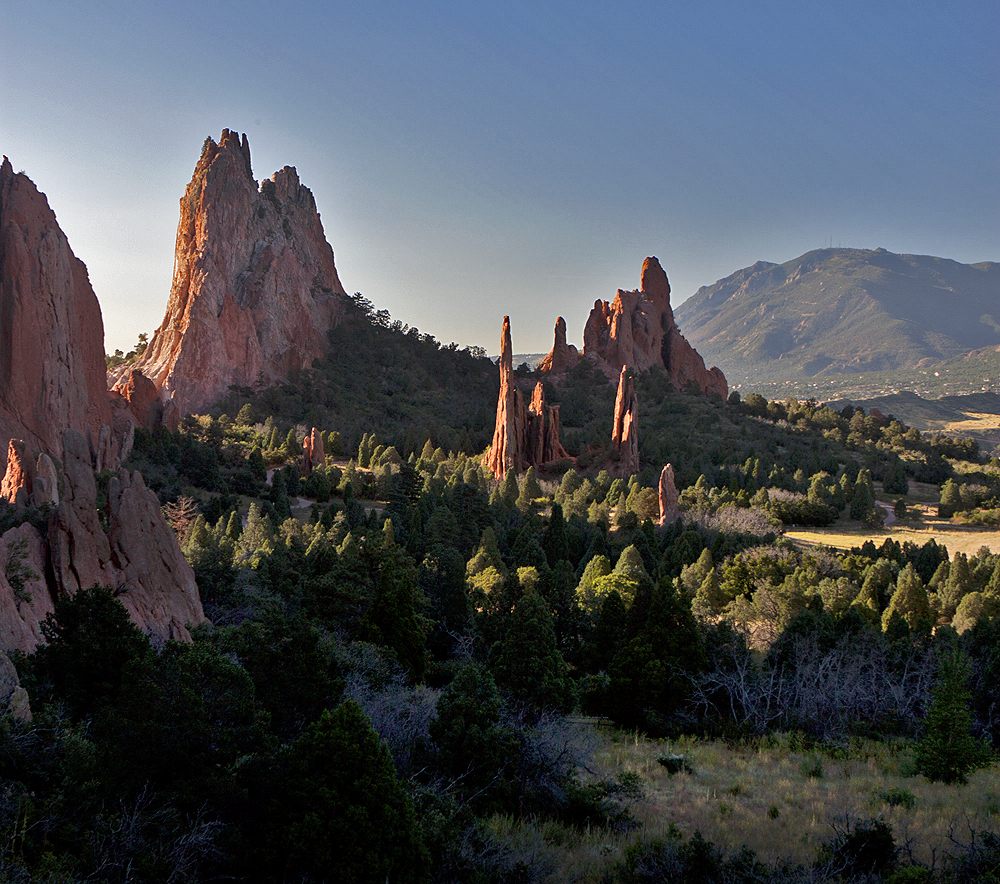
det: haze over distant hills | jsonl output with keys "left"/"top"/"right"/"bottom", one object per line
{"left": 675, "top": 248, "right": 1000, "bottom": 385}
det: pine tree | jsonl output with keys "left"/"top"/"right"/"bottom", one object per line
{"left": 489, "top": 591, "right": 575, "bottom": 711}
{"left": 882, "top": 563, "right": 932, "bottom": 631}
{"left": 915, "top": 651, "right": 990, "bottom": 784}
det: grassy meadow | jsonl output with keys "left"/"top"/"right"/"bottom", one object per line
{"left": 484, "top": 728, "right": 1000, "bottom": 882}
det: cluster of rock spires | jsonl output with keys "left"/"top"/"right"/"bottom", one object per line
{"left": 1, "top": 156, "right": 208, "bottom": 710}
{"left": 113, "top": 130, "right": 348, "bottom": 415}
{"left": 486, "top": 317, "right": 569, "bottom": 480}
{"left": 540, "top": 256, "right": 728, "bottom": 399}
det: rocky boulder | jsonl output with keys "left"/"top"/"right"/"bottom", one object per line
{"left": 111, "top": 369, "right": 162, "bottom": 431}
{"left": 128, "top": 130, "right": 347, "bottom": 414}
{"left": 42, "top": 429, "right": 206, "bottom": 647}
{"left": 0, "top": 650, "right": 30, "bottom": 721}
{"left": 0, "top": 157, "right": 112, "bottom": 454}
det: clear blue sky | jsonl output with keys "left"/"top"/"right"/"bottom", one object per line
{"left": 3, "top": 1, "right": 997, "bottom": 356}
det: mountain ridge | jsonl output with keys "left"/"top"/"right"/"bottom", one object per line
{"left": 675, "top": 247, "right": 1000, "bottom": 384}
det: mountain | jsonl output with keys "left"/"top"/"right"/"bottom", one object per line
{"left": 125, "top": 130, "right": 347, "bottom": 415}
{"left": 674, "top": 248, "right": 1000, "bottom": 384}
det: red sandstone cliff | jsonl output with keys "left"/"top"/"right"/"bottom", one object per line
{"left": 0, "top": 158, "right": 112, "bottom": 453}
{"left": 541, "top": 257, "right": 728, "bottom": 399}
{"left": 128, "top": 130, "right": 347, "bottom": 414}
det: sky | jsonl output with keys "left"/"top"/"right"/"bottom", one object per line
{"left": 3, "top": 1, "right": 998, "bottom": 357}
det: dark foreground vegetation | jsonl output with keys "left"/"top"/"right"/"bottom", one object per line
{"left": 2, "top": 306, "right": 997, "bottom": 882}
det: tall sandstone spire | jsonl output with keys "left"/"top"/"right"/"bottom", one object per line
{"left": 0, "top": 158, "right": 112, "bottom": 453}
{"left": 486, "top": 317, "right": 568, "bottom": 480}
{"left": 131, "top": 130, "right": 347, "bottom": 414}
{"left": 611, "top": 366, "right": 639, "bottom": 477}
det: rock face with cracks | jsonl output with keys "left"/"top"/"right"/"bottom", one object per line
{"left": 541, "top": 257, "right": 728, "bottom": 399}
{"left": 127, "top": 129, "right": 347, "bottom": 415}
{"left": 0, "top": 430, "right": 207, "bottom": 655}
{"left": 0, "top": 158, "right": 112, "bottom": 454}
{"left": 487, "top": 317, "right": 568, "bottom": 480}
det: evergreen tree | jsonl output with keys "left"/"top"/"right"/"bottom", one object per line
{"left": 489, "top": 591, "right": 575, "bottom": 711}
{"left": 542, "top": 502, "right": 571, "bottom": 567}
{"left": 499, "top": 469, "right": 519, "bottom": 507}
{"left": 942, "top": 552, "right": 972, "bottom": 620}
{"left": 264, "top": 701, "right": 428, "bottom": 883}
{"left": 939, "top": 479, "right": 962, "bottom": 518}
{"left": 516, "top": 466, "right": 542, "bottom": 511}
{"left": 359, "top": 559, "right": 426, "bottom": 679}
{"left": 882, "top": 563, "right": 932, "bottom": 631}
{"left": 915, "top": 651, "right": 990, "bottom": 784}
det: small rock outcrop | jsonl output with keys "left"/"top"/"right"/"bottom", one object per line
{"left": 302, "top": 427, "right": 325, "bottom": 474}
{"left": 487, "top": 317, "right": 569, "bottom": 480}
{"left": 0, "top": 158, "right": 112, "bottom": 454}
{"left": 658, "top": 464, "right": 679, "bottom": 526}
{"left": 541, "top": 257, "right": 727, "bottom": 399}
{"left": 127, "top": 130, "right": 347, "bottom": 414}
{"left": 611, "top": 367, "right": 639, "bottom": 477}
{"left": 537, "top": 317, "right": 580, "bottom": 373}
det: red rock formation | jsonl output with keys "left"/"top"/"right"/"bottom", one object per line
{"left": 487, "top": 317, "right": 524, "bottom": 480}
{"left": 611, "top": 366, "right": 639, "bottom": 477}
{"left": 302, "top": 427, "right": 325, "bottom": 474}
{"left": 112, "top": 369, "right": 162, "bottom": 431}
{"left": 0, "top": 158, "right": 112, "bottom": 454}
{"left": 538, "top": 317, "right": 580, "bottom": 373}
{"left": 0, "top": 523, "right": 53, "bottom": 655}
{"left": 487, "top": 317, "right": 569, "bottom": 480}
{"left": 41, "top": 429, "right": 206, "bottom": 647}
{"left": 1, "top": 440, "right": 34, "bottom": 506}
{"left": 107, "top": 468, "right": 205, "bottom": 643}
{"left": 128, "top": 130, "right": 347, "bottom": 415}
{"left": 578, "top": 257, "right": 727, "bottom": 398}
{"left": 526, "top": 383, "right": 569, "bottom": 467}
{"left": 658, "top": 463, "right": 679, "bottom": 526}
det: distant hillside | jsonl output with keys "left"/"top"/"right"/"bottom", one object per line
{"left": 675, "top": 248, "right": 1000, "bottom": 384}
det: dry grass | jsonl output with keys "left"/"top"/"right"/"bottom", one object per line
{"left": 480, "top": 728, "right": 999, "bottom": 882}
{"left": 785, "top": 517, "right": 1000, "bottom": 557}
{"left": 591, "top": 730, "right": 1000, "bottom": 868}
